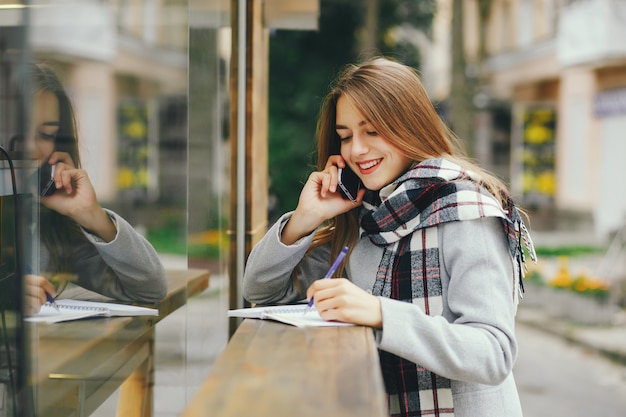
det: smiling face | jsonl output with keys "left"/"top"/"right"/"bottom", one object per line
{"left": 336, "top": 95, "right": 412, "bottom": 191}
{"left": 29, "top": 90, "right": 60, "bottom": 162}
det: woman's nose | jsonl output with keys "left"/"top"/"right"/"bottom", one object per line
{"left": 350, "top": 133, "right": 369, "bottom": 155}
{"left": 27, "top": 143, "right": 40, "bottom": 160}
{"left": 24, "top": 133, "right": 42, "bottom": 160}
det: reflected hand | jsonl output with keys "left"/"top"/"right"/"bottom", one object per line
{"left": 40, "top": 167, "right": 98, "bottom": 215}
{"left": 25, "top": 274, "right": 56, "bottom": 316}
{"left": 40, "top": 168, "right": 117, "bottom": 242}
{"left": 46, "top": 151, "right": 76, "bottom": 170}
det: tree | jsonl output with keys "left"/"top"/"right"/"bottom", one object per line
{"left": 449, "top": 0, "right": 493, "bottom": 159}
{"left": 267, "top": 0, "right": 435, "bottom": 216}
{"left": 449, "top": 0, "right": 475, "bottom": 156}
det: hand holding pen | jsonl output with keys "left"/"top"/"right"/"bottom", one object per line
{"left": 303, "top": 246, "right": 349, "bottom": 315}
{"left": 45, "top": 292, "right": 60, "bottom": 312}
{"left": 26, "top": 267, "right": 60, "bottom": 312}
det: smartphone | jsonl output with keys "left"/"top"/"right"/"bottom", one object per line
{"left": 337, "top": 166, "right": 362, "bottom": 201}
{"left": 39, "top": 162, "right": 56, "bottom": 197}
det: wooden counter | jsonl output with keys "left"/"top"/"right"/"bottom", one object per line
{"left": 182, "top": 318, "right": 387, "bottom": 417}
{"left": 31, "top": 268, "right": 209, "bottom": 417}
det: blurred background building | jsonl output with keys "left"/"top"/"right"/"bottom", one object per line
{"left": 428, "top": 0, "right": 626, "bottom": 241}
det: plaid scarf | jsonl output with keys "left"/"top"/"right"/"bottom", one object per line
{"left": 358, "top": 158, "right": 535, "bottom": 417}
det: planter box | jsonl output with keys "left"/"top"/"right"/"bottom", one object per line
{"left": 546, "top": 288, "right": 618, "bottom": 325}
{"left": 523, "top": 283, "right": 619, "bottom": 325}
{"left": 522, "top": 283, "right": 553, "bottom": 308}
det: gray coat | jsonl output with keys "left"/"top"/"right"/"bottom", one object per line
{"left": 243, "top": 212, "right": 524, "bottom": 417}
{"left": 40, "top": 209, "right": 167, "bottom": 303}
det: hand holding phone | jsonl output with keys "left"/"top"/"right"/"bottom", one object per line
{"left": 337, "top": 167, "right": 362, "bottom": 201}
{"left": 39, "top": 161, "right": 56, "bottom": 197}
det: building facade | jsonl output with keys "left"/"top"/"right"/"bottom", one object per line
{"left": 432, "top": 0, "right": 626, "bottom": 242}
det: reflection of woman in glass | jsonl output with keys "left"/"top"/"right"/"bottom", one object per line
{"left": 24, "top": 63, "right": 167, "bottom": 315}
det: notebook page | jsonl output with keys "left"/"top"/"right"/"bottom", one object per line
{"left": 228, "top": 305, "right": 355, "bottom": 327}
{"left": 263, "top": 307, "right": 355, "bottom": 328}
{"left": 56, "top": 299, "right": 158, "bottom": 316}
{"left": 25, "top": 300, "right": 158, "bottom": 323}
{"left": 25, "top": 304, "right": 105, "bottom": 323}
{"left": 227, "top": 304, "right": 307, "bottom": 319}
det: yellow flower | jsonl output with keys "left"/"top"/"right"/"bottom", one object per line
{"left": 524, "top": 124, "right": 553, "bottom": 145}
{"left": 536, "top": 171, "right": 556, "bottom": 196}
{"left": 117, "top": 167, "right": 135, "bottom": 189}
{"left": 550, "top": 256, "right": 572, "bottom": 288}
{"left": 123, "top": 120, "right": 147, "bottom": 139}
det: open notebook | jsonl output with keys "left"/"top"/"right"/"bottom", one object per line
{"left": 26, "top": 299, "right": 159, "bottom": 324}
{"left": 228, "top": 304, "right": 355, "bottom": 328}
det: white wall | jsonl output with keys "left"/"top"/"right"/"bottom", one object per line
{"left": 595, "top": 115, "right": 626, "bottom": 239}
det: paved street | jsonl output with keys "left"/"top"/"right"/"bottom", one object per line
{"left": 515, "top": 322, "right": 626, "bottom": 417}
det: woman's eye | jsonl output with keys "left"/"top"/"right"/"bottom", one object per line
{"left": 37, "top": 131, "right": 57, "bottom": 141}
{"left": 367, "top": 131, "right": 378, "bottom": 137}
{"left": 339, "top": 136, "right": 352, "bottom": 142}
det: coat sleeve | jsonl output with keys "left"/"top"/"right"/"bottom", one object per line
{"left": 71, "top": 209, "right": 168, "bottom": 303}
{"left": 242, "top": 212, "right": 332, "bottom": 305}
{"left": 375, "top": 217, "right": 519, "bottom": 385}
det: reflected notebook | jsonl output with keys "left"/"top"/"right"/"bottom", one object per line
{"left": 26, "top": 299, "right": 159, "bottom": 324}
{"left": 227, "top": 305, "right": 354, "bottom": 328}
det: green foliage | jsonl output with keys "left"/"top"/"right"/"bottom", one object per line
{"left": 534, "top": 246, "right": 604, "bottom": 257}
{"left": 147, "top": 225, "right": 223, "bottom": 260}
{"left": 378, "top": 0, "right": 436, "bottom": 66}
{"left": 147, "top": 225, "right": 186, "bottom": 255}
{"left": 267, "top": 0, "right": 435, "bottom": 216}
{"left": 524, "top": 269, "right": 545, "bottom": 286}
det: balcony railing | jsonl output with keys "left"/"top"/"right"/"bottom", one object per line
{"left": 557, "top": 0, "right": 626, "bottom": 67}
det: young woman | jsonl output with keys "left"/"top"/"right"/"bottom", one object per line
{"left": 243, "top": 57, "right": 535, "bottom": 417}
{"left": 23, "top": 63, "right": 167, "bottom": 315}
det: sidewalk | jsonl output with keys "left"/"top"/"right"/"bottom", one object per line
{"left": 519, "top": 228, "right": 626, "bottom": 365}
{"left": 517, "top": 306, "right": 626, "bottom": 365}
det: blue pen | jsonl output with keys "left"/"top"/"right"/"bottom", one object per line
{"left": 46, "top": 292, "right": 60, "bottom": 312}
{"left": 304, "top": 246, "right": 349, "bottom": 314}
{"left": 27, "top": 266, "right": 60, "bottom": 312}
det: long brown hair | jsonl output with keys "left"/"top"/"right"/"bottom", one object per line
{"left": 312, "top": 57, "right": 511, "bottom": 274}
{"left": 32, "top": 63, "right": 86, "bottom": 277}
